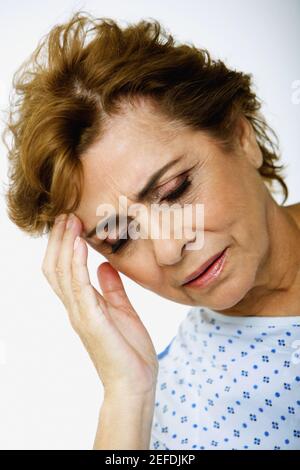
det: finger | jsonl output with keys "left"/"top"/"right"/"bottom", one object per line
{"left": 72, "top": 235, "right": 109, "bottom": 324}
{"left": 97, "top": 262, "right": 135, "bottom": 312}
{"left": 55, "top": 213, "right": 82, "bottom": 311}
{"left": 41, "top": 214, "right": 68, "bottom": 299}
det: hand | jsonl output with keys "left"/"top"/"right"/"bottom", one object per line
{"left": 41, "top": 213, "right": 159, "bottom": 397}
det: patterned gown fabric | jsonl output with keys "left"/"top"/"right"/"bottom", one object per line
{"left": 150, "top": 306, "right": 300, "bottom": 450}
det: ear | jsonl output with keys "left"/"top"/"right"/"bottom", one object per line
{"left": 235, "top": 116, "right": 263, "bottom": 169}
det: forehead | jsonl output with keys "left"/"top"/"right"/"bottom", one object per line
{"left": 76, "top": 102, "right": 190, "bottom": 232}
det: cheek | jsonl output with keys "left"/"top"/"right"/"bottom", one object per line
{"left": 199, "top": 161, "right": 259, "bottom": 231}
{"left": 192, "top": 177, "right": 264, "bottom": 255}
{"left": 115, "top": 254, "right": 161, "bottom": 289}
{"left": 105, "top": 261, "right": 141, "bottom": 288}
{"left": 193, "top": 184, "right": 234, "bottom": 233}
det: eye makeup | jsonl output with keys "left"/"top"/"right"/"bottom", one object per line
{"left": 105, "top": 171, "right": 193, "bottom": 254}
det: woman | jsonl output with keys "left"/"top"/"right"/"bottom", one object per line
{"left": 3, "top": 11, "right": 300, "bottom": 450}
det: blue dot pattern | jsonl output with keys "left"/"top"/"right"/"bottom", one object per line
{"left": 149, "top": 306, "right": 300, "bottom": 450}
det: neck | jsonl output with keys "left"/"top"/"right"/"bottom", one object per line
{"left": 220, "top": 193, "right": 300, "bottom": 317}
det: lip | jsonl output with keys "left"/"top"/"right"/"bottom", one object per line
{"left": 182, "top": 247, "right": 228, "bottom": 288}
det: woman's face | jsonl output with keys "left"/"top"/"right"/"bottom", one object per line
{"left": 75, "top": 100, "right": 271, "bottom": 312}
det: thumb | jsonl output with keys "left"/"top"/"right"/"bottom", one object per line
{"left": 97, "top": 262, "right": 134, "bottom": 311}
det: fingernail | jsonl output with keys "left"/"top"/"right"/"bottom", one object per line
{"left": 74, "top": 235, "right": 81, "bottom": 251}
{"left": 66, "top": 213, "right": 74, "bottom": 230}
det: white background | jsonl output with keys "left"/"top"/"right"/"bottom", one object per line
{"left": 0, "top": 0, "right": 299, "bottom": 449}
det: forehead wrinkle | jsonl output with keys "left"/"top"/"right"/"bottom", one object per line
{"left": 78, "top": 103, "right": 188, "bottom": 236}
{"left": 80, "top": 141, "right": 186, "bottom": 234}
{"left": 80, "top": 162, "right": 141, "bottom": 238}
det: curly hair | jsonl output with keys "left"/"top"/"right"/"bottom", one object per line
{"left": 2, "top": 10, "right": 288, "bottom": 238}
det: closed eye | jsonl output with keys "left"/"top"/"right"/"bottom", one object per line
{"left": 104, "top": 173, "right": 193, "bottom": 254}
{"left": 161, "top": 175, "right": 191, "bottom": 202}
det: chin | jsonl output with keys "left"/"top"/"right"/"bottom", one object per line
{"left": 201, "top": 272, "right": 256, "bottom": 312}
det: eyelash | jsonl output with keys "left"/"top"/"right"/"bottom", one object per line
{"left": 107, "top": 175, "right": 192, "bottom": 254}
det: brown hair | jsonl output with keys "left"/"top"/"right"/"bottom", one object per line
{"left": 2, "top": 10, "right": 288, "bottom": 238}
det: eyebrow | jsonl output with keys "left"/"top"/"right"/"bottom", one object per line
{"left": 84, "top": 155, "right": 184, "bottom": 240}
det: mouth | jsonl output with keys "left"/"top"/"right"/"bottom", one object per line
{"left": 182, "top": 247, "right": 228, "bottom": 289}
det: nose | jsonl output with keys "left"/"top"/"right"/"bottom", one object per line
{"left": 152, "top": 228, "right": 197, "bottom": 266}
{"left": 132, "top": 202, "right": 202, "bottom": 266}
